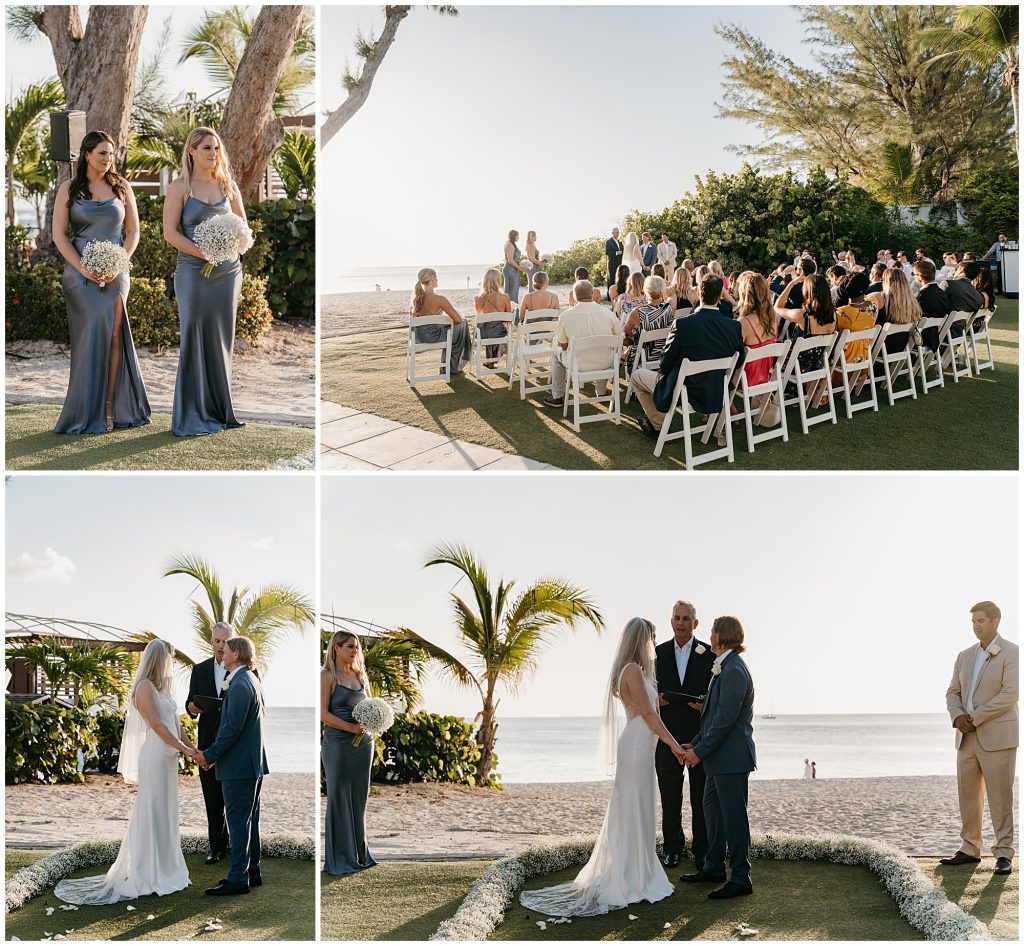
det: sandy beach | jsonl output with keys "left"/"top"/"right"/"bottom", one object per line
{"left": 6, "top": 773, "right": 315, "bottom": 850}
{"left": 5, "top": 321, "right": 315, "bottom": 427}
{"left": 336, "top": 776, "right": 1019, "bottom": 860}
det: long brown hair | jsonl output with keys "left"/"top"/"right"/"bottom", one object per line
{"left": 802, "top": 274, "right": 835, "bottom": 326}
{"left": 322, "top": 631, "right": 368, "bottom": 690}
{"left": 67, "top": 130, "right": 129, "bottom": 208}
{"left": 735, "top": 271, "right": 775, "bottom": 338}
{"left": 412, "top": 267, "right": 437, "bottom": 314}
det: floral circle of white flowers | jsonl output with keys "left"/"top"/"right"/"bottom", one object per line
{"left": 351, "top": 698, "right": 396, "bottom": 746}
{"left": 429, "top": 832, "right": 990, "bottom": 941}
{"left": 192, "top": 212, "right": 254, "bottom": 278}
{"left": 80, "top": 241, "right": 130, "bottom": 284}
{"left": 5, "top": 833, "right": 313, "bottom": 915}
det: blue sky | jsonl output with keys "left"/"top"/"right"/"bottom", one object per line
{"left": 324, "top": 474, "right": 1020, "bottom": 719}
{"left": 5, "top": 476, "right": 316, "bottom": 708}
{"left": 321, "top": 5, "right": 821, "bottom": 271}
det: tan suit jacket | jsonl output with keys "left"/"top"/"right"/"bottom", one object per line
{"left": 946, "top": 635, "right": 1019, "bottom": 751}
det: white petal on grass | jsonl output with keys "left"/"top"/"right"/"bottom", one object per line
{"left": 628, "top": 914, "right": 639, "bottom": 920}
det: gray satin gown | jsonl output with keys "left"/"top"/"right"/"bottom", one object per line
{"left": 171, "top": 195, "right": 244, "bottom": 437}
{"left": 55, "top": 198, "right": 151, "bottom": 434}
{"left": 322, "top": 684, "right": 377, "bottom": 876}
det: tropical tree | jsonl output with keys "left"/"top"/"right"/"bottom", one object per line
{"left": 320, "top": 627, "right": 427, "bottom": 710}
{"left": 273, "top": 130, "right": 316, "bottom": 200}
{"left": 919, "top": 5, "right": 1019, "bottom": 155}
{"left": 390, "top": 543, "right": 604, "bottom": 786}
{"left": 164, "top": 554, "right": 314, "bottom": 675}
{"left": 321, "top": 5, "right": 458, "bottom": 146}
{"left": 5, "top": 78, "right": 64, "bottom": 225}
{"left": 5, "top": 639, "right": 132, "bottom": 705}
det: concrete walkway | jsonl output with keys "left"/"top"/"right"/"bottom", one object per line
{"left": 319, "top": 401, "right": 559, "bottom": 471}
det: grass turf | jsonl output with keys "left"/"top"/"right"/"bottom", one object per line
{"left": 3, "top": 405, "right": 313, "bottom": 471}
{"left": 322, "top": 298, "right": 1018, "bottom": 470}
{"left": 4, "top": 849, "right": 314, "bottom": 941}
{"left": 320, "top": 857, "right": 1018, "bottom": 941}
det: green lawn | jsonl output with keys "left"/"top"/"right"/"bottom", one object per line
{"left": 4, "top": 405, "right": 313, "bottom": 471}
{"left": 321, "top": 857, "right": 1018, "bottom": 941}
{"left": 322, "top": 299, "right": 1018, "bottom": 470}
{"left": 4, "top": 850, "right": 314, "bottom": 941}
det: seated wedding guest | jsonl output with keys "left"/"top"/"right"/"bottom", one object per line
{"left": 608, "top": 264, "right": 630, "bottom": 303}
{"left": 630, "top": 274, "right": 744, "bottom": 437}
{"left": 825, "top": 265, "right": 846, "bottom": 303}
{"left": 622, "top": 274, "right": 674, "bottom": 375}
{"left": 474, "top": 267, "right": 513, "bottom": 363}
{"left": 936, "top": 252, "right": 959, "bottom": 283}
{"left": 519, "top": 270, "right": 561, "bottom": 322}
{"left": 543, "top": 280, "right": 621, "bottom": 408}
{"left": 670, "top": 266, "right": 698, "bottom": 310}
{"left": 942, "top": 601, "right": 1018, "bottom": 877}
{"left": 411, "top": 267, "right": 471, "bottom": 378}
{"left": 775, "top": 273, "right": 836, "bottom": 375}
{"left": 708, "top": 260, "right": 734, "bottom": 299}
{"left": 914, "top": 258, "right": 951, "bottom": 350}
{"left": 568, "top": 267, "right": 602, "bottom": 305}
{"left": 652, "top": 263, "right": 667, "bottom": 280}
{"left": 735, "top": 271, "right": 780, "bottom": 424}
{"left": 834, "top": 270, "right": 878, "bottom": 365}
{"left": 915, "top": 248, "right": 935, "bottom": 267}
{"left": 771, "top": 256, "right": 815, "bottom": 308}
{"left": 681, "top": 258, "right": 696, "bottom": 279}
{"left": 615, "top": 271, "right": 646, "bottom": 322}
{"left": 680, "top": 615, "right": 757, "bottom": 899}
{"left": 882, "top": 249, "right": 895, "bottom": 268}
{"left": 971, "top": 262, "right": 995, "bottom": 310}
{"left": 944, "top": 260, "right": 985, "bottom": 313}
{"left": 962, "top": 251, "right": 977, "bottom": 263}
{"left": 897, "top": 250, "right": 913, "bottom": 278}
{"left": 867, "top": 262, "right": 886, "bottom": 295}
{"left": 870, "top": 265, "right": 921, "bottom": 357}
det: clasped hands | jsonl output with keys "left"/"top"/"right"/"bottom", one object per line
{"left": 186, "top": 746, "right": 214, "bottom": 771}
{"left": 954, "top": 714, "right": 977, "bottom": 735}
{"left": 671, "top": 743, "right": 700, "bottom": 768}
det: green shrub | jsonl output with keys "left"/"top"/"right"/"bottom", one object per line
{"left": 955, "top": 164, "right": 1020, "bottom": 247}
{"left": 127, "top": 276, "right": 179, "bottom": 349}
{"left": 6, "top": 262, "right": 68, "bottom": 343}
{"left": 237, "top": 273, "right": 275, "bottom": 346}
{"left": 5, "top": 701, "right": 98, "bottom": 785}
{"left": 372, "top": 711, "right": 501, "bottom": 789}
{"left": 547, "top": 236, "right": 608, "bottom": 287}
{"left": 6, "top": 224, "right": 33, "bottom": 271}
{"left": 132, "top": 193, "right": 178, "bottom": 285}
{"left": 248, "top": 198, "right": 314, "bottom": 322}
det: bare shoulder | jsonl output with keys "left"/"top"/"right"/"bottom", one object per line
{"left": 56, "top": 179, "right": 71, "bottom": 198}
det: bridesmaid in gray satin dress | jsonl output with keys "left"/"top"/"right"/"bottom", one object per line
{"left": 51, "top": 131, "right": 150, "bottom": 434}
{"left": 163, "top": 127, "right": 246, "bottom": 437}
{"left": 320, "top": 632, "right": 378, "bottom": 876}
{"left": 503, "top": 230, "right": 525, "bottom": 304}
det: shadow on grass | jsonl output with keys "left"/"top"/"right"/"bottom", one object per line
{"left": 925, "top": 858, "right": 1018, "bottom": 938}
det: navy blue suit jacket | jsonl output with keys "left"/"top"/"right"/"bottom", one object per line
{"left": 692, "top": 650, "right": 756, "bottom": 776}
{"left": 653, "top": 307, "right": 745, "bottom": 415}
{"left": 642, "top": 242, "right": 658, "bottom": 270}
{"left": 203, "top": 666, "right": 270, "bottom": 781}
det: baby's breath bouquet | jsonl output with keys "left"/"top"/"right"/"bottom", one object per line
{"left": 80, "top": 240, "right": 131, "bottom": 290}
{"left": 351, "top": 697, "right": 395, "bottom": 747}
{"left": 193, "top": 212, "right": 254, "bottom": 278}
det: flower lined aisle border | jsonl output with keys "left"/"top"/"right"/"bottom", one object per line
{"left": 5, "top": 833, "right": 314, "bottom": 915}
{"left": 429, "top": 832, "right": 991, "bottom": 942}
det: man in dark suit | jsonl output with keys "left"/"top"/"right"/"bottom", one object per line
{"left": 944, "top": 261, "right": 985, "bottom": 313}
{"left": 681, "top": 615, "right": 756, "bottom": 900}
{"left": 605, "top": 228, "right": 623, "bottom": 288}
{"left": 641, "top": 232, "right": 658, "bottom": 275}
{"left": 655, "top": 600, "right": 716, "bottom": 869}
{"left": 631, "top": 273, "right": 744, "bottom": 438}
{"left": 186, "top": 621, "right": 235, "bottom": 864}
{"left": 914, "top": 258, "right": 952, "bottom": 351}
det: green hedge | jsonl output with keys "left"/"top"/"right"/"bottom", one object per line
{"left": 6, "top": 701, "right": 199, "bottom": 784}
{"left": 248, "top": 198, "right": 314, "bottom": 322}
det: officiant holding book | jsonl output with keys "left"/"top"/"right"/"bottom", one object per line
{"left": 186, "top": 621, "right": 236, "bottom": 864}
{"left": 655, "top": 600, "right": 715, "bottom": 869}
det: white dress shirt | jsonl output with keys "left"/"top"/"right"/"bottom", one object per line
{"left": 213, "top": 658, "right": 227, "bottom": 693}
{"left": 966, "top": 636, "right": 999, "bottom": 715}
{"left": 674, "top": 637, "right": 694, "bottom": 687}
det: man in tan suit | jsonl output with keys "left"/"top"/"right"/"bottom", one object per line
{"left": 943, "top": 600, "right": 1018, "bottom": 875}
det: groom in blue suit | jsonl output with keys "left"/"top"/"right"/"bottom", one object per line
{"left": 680, "top": 616, "right": 756, "bottom": 899}
{"left": 641, "top": 232, "right": 658, "bottom": 274}
{"left": 196, "top": 635, "right": 270, "bottom": 896}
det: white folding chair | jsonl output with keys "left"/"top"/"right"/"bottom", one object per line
{"left": 561, "top": 335, "right": 622, "bottom": 431}
{"left": 967, "top": 307, "right": 996, "bottom": 373}
{"left": 624, "top": 325, "right": 672, "bottom": 404}
{"left": 858, "top": 323, "right": 917, "bottom": 406}
{"left": 473, "top": 311, "right": 514, "bottom": 379}
{"left": 779, "top": 334, "right": 837, "bottom": 434}
{"left": 828, "top": 326, "right": 880, "bottom": 420}
{"left": 507, "top": 308, "right": 560, "bottom": 395}
{"left": 913, "top": 315, "right": 950, "bottom": 394}
{"left": 939, "top": 310, "right": 975, "bottom": 382}
{"left": 654, "top": 352, "right": 740, "bottom": 469}
{"left": 407, "top": 315, "right": 453, "bottom": 387}
{"left": 730, "top": 340, "right": 790, "bottom": 453}
{"left": 508, "top": 319, "right": 559, "bottom": 400}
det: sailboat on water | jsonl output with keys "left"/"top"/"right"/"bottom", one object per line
{"left": 761, "top": 698, "right": 776, "bottom": 720}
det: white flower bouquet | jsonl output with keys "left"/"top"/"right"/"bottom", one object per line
{"left": 80, "top": 241, "right": 130, "bottom": 290}
{"left": 192, "top": 212, "right": 254, "bottom": 278}
{"left": 351, "top": 697, "right": 395, "bottom": 747}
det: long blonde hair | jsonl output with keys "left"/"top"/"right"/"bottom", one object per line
{"left": 708, "top": 260, "right": 725, "bottom": 279}
{"left": 610, "top": 617, "right": 656, "bottom": 697}
{"left": 627, "top": 271, "right": 645, "bottom": 297}
{"left": 412, "top": 268, "right": 437, "bottom": 315}
{"left": 881, "top": 267, "right": 921, "bottom": 325}
{"left": 479, "top": 268, "right": 502, "bottom": 297}
{"left": 181, "top": 127, "right": 236, "bottom": 198}
{"left": 735, "top": 271, "right": 775, "bottom": 338}
{"left": 323, "top": 631, "right": 368, "bottom": 690}
{"left": 671, "top": 266, "right": 692, "bottom": 298}
{"left": 131, "top": 638, "right": 175, "bottom": 701}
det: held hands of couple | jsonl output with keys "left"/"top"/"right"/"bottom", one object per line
{"left": 188, "top": 747, "right": 213, "bottom": 771}
{"left": 679, "top": 744, "right": 701, "bottom": 768}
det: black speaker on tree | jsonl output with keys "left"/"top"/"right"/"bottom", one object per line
{"left": 50, "top": 110, "right": 87, "bottom": 163}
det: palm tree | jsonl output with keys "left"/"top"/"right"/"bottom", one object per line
{"left": 164, "top": 554, "right": 314, "bottom": 676}
{"left": 273, "top": 130, "right": 315, "bottom": 200}
{"left": 920, "top": 5, "right": 1019, "bottom": 154}
{"left": 5, "top": 78, "right": 64, "bottom": 225}
{"left": 390, "top": 543, "right": 604, "bottom": 786}
{"left": 5, "top": 640, "right": 132, "bottom": 705}
{"left": 320, "top": 628, "right": 427, "bottom": 710}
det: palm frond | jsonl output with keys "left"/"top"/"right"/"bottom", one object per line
{"left": 425, "top": 542, "right": 497, "bottom": 653}
{"left": 272, "top": 130, "right": 315, "bottom": 199}
{"left": 164, "top": 554, "right": 225, "bottom": 622}
{"left": 5, "top": 6, "right": 44, "bottom": 43}
{"left": 389, "top": 625, "right": 479, "bottom": 696}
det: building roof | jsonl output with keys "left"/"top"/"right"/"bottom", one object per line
{"left": 319, "top": 613, "right": 389, "bottom": 639}
{"left": 5, "top": 613, "right": 147, "bottom": 649}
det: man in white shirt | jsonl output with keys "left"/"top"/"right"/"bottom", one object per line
{"left": 943, "top": 601, "right": 1019, "bottom": 875}
{"left": 543, "top": 280, "right": 621, "bottom": 407}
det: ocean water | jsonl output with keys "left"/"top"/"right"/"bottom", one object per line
{"left": 330, "top": 263, "right": 497, "bottom": 294}
{"left": 264, "top": 706, "right": 316, "bottom": 773}
{"left": 493, "top": 714, "right": 958, "bottom": 783}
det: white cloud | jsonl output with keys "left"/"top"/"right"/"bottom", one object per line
{"left": 249, "top": 537, "right": 275, "bottom": 551}
{"left": 6, "top": 547, "right": 77, "bottom": 583}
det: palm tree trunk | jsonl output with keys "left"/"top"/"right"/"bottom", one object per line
{"left": 474, "top": 698, "right": 499, "bottom": 787}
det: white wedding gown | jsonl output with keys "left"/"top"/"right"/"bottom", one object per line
{"left": 55, "top": 692, "right": 190, "bottom": 904}
{"left": 520, "top": 676, "right": 674, "bottom": 916}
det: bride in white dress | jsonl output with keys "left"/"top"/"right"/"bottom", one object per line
{"left": 622, "top": 232, "right": 643, "bottom": 275}
{"left": 520, "top": 617, "right": 687, "bottom": 917}
{"left": 55, "top": 639, "right": 200, "bottom": 905}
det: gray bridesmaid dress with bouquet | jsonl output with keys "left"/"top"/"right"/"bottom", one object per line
{"left": 55, "top": 198, "right": 150, "bottom": 434}
{"left": 171, "top": 194, "right": 244, "bottom": 436}
{"left": 322, "top": 683, "right": 377, "bottom": 876}
{"left": 503, "top": 243, "right": 522, "bottom": 303}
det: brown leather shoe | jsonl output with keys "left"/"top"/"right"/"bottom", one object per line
{"left": 994, "top": 857, "right": 1012, "bottom": 875}
{"left": 939, "top": 851, "right": 982, "bottom": 866}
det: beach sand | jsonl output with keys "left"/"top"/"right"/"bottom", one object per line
{"left": 343, "top": 776, "right": 1019, "bottom": 860}
{"left": 5, "top": 772, "right": 315, "bottom": 850}
{"left": 5, "top": 321, "right": 315, "bottom": 426}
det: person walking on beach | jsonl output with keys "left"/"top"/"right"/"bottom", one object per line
{"left": 811, "top": 761, "right": 817, "bottom": 779}
{"left": 802, "top": 758, "right": 812, "bottom": 779}
{"left": 942, "top": 600, "right": 1018, "bottom": 876}
{"left": 655, "top": 600, "right": 715, "bottom": 869}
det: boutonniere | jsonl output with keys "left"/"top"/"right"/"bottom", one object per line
{"left": 987, "top": 644, "right": 1002, "bottom": 659}
{"left": 711, "top": 663, "right": 721, "bottom": 677}
{"left": 695, "top": 644, "right": 707, "bottom": 656}
{"left": 220, "top": 678, "right": 230, "bottom": 693}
